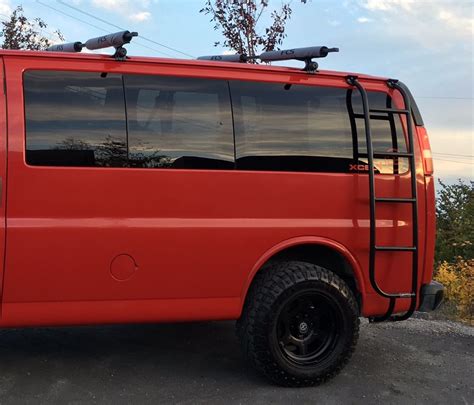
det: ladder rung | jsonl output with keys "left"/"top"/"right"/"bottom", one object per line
{"left": 398, "top": 293, "right": 416, "bottom": 298}
{"left": 373, "top": 151, "right": 414, "bottom": 158}
{"left": 375, "top": 197, "right": 416, "bottom": 203}
{"left": 369, "top": 108, "right": 410, "bottom": 114}
{"left": 354, "top": 113, "right": 392, "bottom": 120}
{"left": 375, "top": 246, "right": 417, "bottom": 252}
{"left": 359, "top": 152, "right": 414, "bottom": 158}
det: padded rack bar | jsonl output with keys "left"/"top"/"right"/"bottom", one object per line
{"left": 197, "top": 45, "right": 339, "bottom": 73}
{"left": 46, "top": 30, "right": 138, "bottom": 61}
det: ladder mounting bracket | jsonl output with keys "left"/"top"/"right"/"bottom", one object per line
{"left": 387, "top": 78, "right": 399, "bottom": 88}
{"left": 346, "top": 75, "right": 358, "bottom": 86}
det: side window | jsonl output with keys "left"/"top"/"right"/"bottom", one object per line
{"left": 125, "top": 75, "right": 234, "bottom": 170}
{"left": 351, "top": 90, "right": 409, "bottom": 174}
{"left": 24, "top": 71, "right": 127, "bottom": 167}
{"left": 230, "top": 81, "right": 354, "bottom": 173}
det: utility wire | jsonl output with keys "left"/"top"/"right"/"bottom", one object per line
{"left": 56, "top": 0, "right": 194, "bottom": 58}
{"left": 415, "top": 96, "right": 473, "bottom": 100}
{"left": 36, "top": 0, "right": 175, "bottom": 57}
{"left": 433, "top": 152, "right": 473, "bottom": 159}
{"left": 0, "top": 12, "right": 62, "bottom": 39}
{"left": 434, "top": 158, "right": 474, "bottom": 165}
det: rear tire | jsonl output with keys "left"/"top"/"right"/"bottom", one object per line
{"left": 237, "top": 261, "right": 359, "bottom": 387}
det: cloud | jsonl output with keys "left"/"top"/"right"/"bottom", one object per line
{"left": 91, "top": 0, "right": 152, "bottom": 22}
{"left": 357, "top": 17, "right": 372, "bottom": 23}
{"left": 130, "top": 11, "right": 151, "bottom": 22}
{"left": 0, "top": 0, "right": 11, "bottom": 15}
{"left": 353, "top": 0, "right": 473, "bottom": 45}
{"left": 362, "top": 0, "right": 414, "bottom": 12}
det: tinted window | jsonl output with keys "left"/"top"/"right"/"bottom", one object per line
{"left": 352, "top": 91, "right": 408, "bottom": 174}
{"left": 24, "top": 71, "right": 127, "bottom": 167}
{"left": 125, "top": 75, "right": 234, "bottom": 169}
{"left": 230, "top": 81, "right": 354, "bottom": 172}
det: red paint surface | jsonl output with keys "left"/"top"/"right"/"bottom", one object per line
{"left": 110, "top": 254, "right": 137, "bottom": 282}
{"left": 0, "top": 50, "right": 436, "bottom": 326}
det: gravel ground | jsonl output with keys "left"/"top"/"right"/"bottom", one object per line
{"left": 0, "top": 316, "right": 472, "bottom": 404}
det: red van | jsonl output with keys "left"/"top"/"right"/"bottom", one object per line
{"left": 0, "top": 42, "right": 443, "bottom": 387}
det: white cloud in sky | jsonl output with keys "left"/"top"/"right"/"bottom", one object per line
{"left": 328, "top": 20, "right": 342, "bottom": 27}
{"left": 129, "top": 11, "right": 151, "bottom": 22}
{"left": 0, "top": 0, "right": 11, "bottom": 15}
{"left": 362, "top": 0, "right": 414, "bottom": 12}
{"left": 357, "top": 0, "right": 473, "bottom": 41}
{"left": 357, "top": 17, "right": 372, "bottom": 23}
{"left": 91, "top": 0, "right": 152, "bottom": 22}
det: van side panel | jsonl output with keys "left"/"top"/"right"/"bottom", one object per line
{"left": 0, "top": 57, "right": 6, "bottom": 313}
{"left": 0, "top": 55, "right": 426, "bottom": 325}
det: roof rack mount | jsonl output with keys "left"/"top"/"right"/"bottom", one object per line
{"left": 198, "top": 46, "right": 339, "bottom": 73}
{"left": 46, "top": 30, "right": 138, "bottom": 61}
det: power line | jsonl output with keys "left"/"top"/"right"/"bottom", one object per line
{"left": 56, "top": 0, "right": 194, "bottom": 58}
{"left": 0, "top": 12, "right": 62, "bottom": 39}
{"left": 37, "top": 1, "right": 106, "bottom": 35}
{"left": 415, "top": 96, "right": 473, "bottom": 100}
{"left": 36, "top": 0, "right": 174, "bottom": 57}
{"left": 434, "top": 158, "right": 474, "bottom": 165}
{"left": 433, "top": 152, "right": 473, "bottom": 159}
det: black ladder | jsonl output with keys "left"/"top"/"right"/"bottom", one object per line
{"left": 346, "top": 76, "right": 419, "bottom": 322}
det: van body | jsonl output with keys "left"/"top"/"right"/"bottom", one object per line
{"left": 0, "top": 50, "right": 442, "bottom": 386}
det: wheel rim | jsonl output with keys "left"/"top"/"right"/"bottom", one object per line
{"left": 275, "top": 290, "right": 343, "bottom": 366}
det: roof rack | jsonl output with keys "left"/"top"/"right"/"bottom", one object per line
{"left": 197, "top": 45, "right": 339, "bottom": 73}
{"left": 46, "top": 30, "right": 138, "bottom": 61}
{"left": 197, "top": 53, "right": 249, "bottom": 63}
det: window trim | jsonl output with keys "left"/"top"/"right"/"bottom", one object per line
{"left": 21, "top": 69, "right": 412, "bottom": 175}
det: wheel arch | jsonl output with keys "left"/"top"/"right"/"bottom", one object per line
{"left": 240, "top": 236, "right": 367, "bottom": 313}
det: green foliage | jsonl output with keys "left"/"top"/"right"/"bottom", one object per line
{"left": 435, "top": 258, "right": 473, "bottom": 324}
{"left": 200, "top": 0, "right": 307, "bottom": 59}
{"left": 435, "top": 179, "right": 474, "bottom": 264}
{"left": 1, "top": 5, "right": 64, "bottom": 51}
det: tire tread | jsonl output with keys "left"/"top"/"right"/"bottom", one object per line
{"left": 236, "top": 261, "right": 359, "bottom": 387}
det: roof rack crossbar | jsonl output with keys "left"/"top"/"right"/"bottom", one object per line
{"left": 46, "top": 30, "right": 138, "bottom": 61}
{"left": 196, "top": 45, "right": 339, "bottom": 73}
{"left": 197, "top": 53, "right": 248, "bottom": 63}
{"left": 46, "top": 41, "right": 84, "bottom": 53}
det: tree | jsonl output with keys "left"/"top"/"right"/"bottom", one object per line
{"left": 1, "top": 5, "right": 64, "bottom": 50}
{"left": 200, "top": 0, "right": 308, "bottom": 60}
{"left": 435, "top": 179, "right": 474, "bottom": 264}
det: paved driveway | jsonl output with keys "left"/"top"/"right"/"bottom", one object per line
{"left": 0, "top": 317, "right": 472, "bottom": 404}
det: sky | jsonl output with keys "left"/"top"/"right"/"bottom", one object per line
{"left": 0, "top": 0, "right": 472, "bottom": 182}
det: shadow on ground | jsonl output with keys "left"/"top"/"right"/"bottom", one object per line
{"left": 0, "top": 318, "right": 472, "bottom": 404}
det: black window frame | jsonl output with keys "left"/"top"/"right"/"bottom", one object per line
{"left": 123, "top": 73, "right": 235, "bottom": 170}
{"left": 23, "top": 69, "right": 129, "bottom": 168}
{"left": 22, "top": 69, "right": 410, "bottom": 175}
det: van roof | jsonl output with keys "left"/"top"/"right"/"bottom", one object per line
{"left": 0, "top": 49, "right": 389, "bottom": 82}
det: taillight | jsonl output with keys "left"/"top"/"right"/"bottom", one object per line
{"left": 418, "top": 127, "right": 434, "bottom": 176}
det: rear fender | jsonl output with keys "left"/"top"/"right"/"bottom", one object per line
{"left": 240, "top": 236, "right": 367, "bottom": 312}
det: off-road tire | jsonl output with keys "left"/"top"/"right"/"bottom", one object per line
{"left": 236, "top": 261, "right": 359, "bottom": 387}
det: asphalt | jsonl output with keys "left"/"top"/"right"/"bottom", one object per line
{"left": 0, "top": 316, "right": 472, "bottom": 404}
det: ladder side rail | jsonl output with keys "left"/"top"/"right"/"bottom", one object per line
{"left": 346, "top": 77, "right": 402, "bottom": 300}
{"left": 388, "top": 80, "right": 420, "bottom": 321}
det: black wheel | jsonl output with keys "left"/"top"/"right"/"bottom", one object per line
{"left": 237, "top": 261, "right": 359, "bottom": 387}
